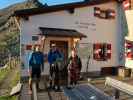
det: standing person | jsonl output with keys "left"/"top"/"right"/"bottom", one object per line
{"left": 28, "top": 46, "right": 44, "bottom": 94}
{"left": 67, "top": 48, "right": 82, "bottom": 88}
{"left": 48, "top": 44, "right": 63, "bottom": 91}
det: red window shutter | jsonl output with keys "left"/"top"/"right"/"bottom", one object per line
{"left": 127, "top": 52, "right": 133, "bottom": 59}
{"left": 93, "top": 43, "right": 101, "bottom": 60}
{"left": 34, "top": 44, "right": 41, "bottom": 48}
{"left": 126, "top": 42, "right": 132, "bottom": 48}
{"left": 126, "top": 49, "right": 133, "bottom": 59}
{"left": 26, "top": 45, "right": 32, "bottom": 50}
{"left": 94, "top": 7, "right": 101, "bottom": 17}
{"left": 93, "top": 44, "right": 96, "bottom": 59}
{"left": 107, "top": 10, "right": 115, "bottom": 19}
{"left": 123, "top": 0, "right": 130, "bottom": 10}
{"left": 107, "top": 44, "right": 111, "bottom": 59}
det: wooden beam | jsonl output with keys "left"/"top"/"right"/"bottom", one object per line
{"left": 105, "top": 77, "right": 133, "bottom": 96}
{"left": 32, "top": 82, "right": 38, "bottom": 100}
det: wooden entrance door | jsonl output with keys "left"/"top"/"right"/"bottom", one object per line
{"left": 50, "top": 41, "right": 68, "bottom": 64}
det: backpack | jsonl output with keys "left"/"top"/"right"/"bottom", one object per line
{"left": 56, "top": 58, "right": 64, "bottom": 71}
{"left": 68, "top": 56, "right": 82, "bottom": 70}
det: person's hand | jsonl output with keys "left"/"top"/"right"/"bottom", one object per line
{"left": 51, "top": 64, "right": 54, "bottom": 67}
{"left": 68, "top": 70, "right": 70, "bottom": 74}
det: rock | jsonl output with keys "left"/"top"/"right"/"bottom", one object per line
{"left": 10, "top": 82, "right": 22, "bottom": 96}
{"left": 88, "top": 78, "right": 91, "bottom": 82}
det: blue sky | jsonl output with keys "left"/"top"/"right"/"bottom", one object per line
{"left": 0, "top": 0, "right": 83, "bottom": 9}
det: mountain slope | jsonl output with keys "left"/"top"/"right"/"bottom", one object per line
{"left": 0, "top": 0, "right": 44, "bottom": 66}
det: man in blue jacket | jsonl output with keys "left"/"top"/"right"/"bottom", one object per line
{"left": 48, "top": 44, "right": 63, "bottom": 90}
{"left": 28, "top": 46, "right": 44, "bottom": 94}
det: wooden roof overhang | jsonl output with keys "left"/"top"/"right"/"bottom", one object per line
{"left": 39, "top": 27, "right": 87, "bottom": 38}
{"left": 14, "top": 0, "right": 120, "bottom": 17}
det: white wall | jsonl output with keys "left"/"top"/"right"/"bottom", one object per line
{"left": 125, "top": 10, "right": 133, "bottom": 40}
{"left": 20, "top": 1, "right": 124, "bottom": 76}
{"left": 125, "top": 10, "right": 133, "bottom": 68}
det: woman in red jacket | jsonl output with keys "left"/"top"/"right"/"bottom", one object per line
{"left": 68, "top": 48, "right": 82, "bottom": 88}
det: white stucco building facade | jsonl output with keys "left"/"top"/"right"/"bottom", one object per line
{"left": 125, "top": 10, "right": 133, "bottom": 69}
{"left": 15, "top": 0, "right": 125, "bottom": 77}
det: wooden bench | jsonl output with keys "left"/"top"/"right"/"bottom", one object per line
{"left": 63, "top": 84, "right": 114, "bottom": 100}
{"left": 105, "top": 77, "right": 133, "bottom": 99}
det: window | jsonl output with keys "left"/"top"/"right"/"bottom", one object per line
{"left": 100, "top": 11, "right": 107, "bottom": 18}
{"left": 93, "top": 43, "right": 111, "bottom": 61}
{"left": 94, "top": 7, "right": 115, "bottom": 19}
{"left": 125, "top": 42, "right": 133, "bottom": 59}
{"left": 32, "top": 36, "right": 39, "bottom": 41}
{"left": 26, "top": 44, "right": 32, "bottom": 50}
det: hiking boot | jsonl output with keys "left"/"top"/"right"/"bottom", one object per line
{"left": 55, "top": 86, "right": 61, "bottom": 92}
{"left": 66, "top": 85, "right": 72, "bottom": 89}
{"left": 47, "top": 86, "right": 52, "bottom": 90}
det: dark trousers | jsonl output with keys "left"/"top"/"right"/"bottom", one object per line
{"left": 31, "top": 64, "right": 41, "bottom": 89}
{"left": 49, "top": 64, "right": 60, "bottom": 88}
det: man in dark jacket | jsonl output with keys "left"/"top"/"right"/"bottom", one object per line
{"left": 28, "top": 46, "right": 44, "bottom": 94}
{"left": 48, "top": 44, "right": 63, "bottom": 90}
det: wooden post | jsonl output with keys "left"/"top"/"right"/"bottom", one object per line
{"left": 15, "top": 57, "right": 17, "bottom": 67}
{"left": 114, "top": 89, "right": 120, "bottom": 99}
{"left": 9, "top": 54, "right": 11, "bottom": 69}
{"left": 32, "top": 82, "right": 38, "bottom": 100}
{"left": 131, "top": 69, "right": 133, "bottom": 78}
{"left": 12, "top": 58, "right": 14, "bottom": 69}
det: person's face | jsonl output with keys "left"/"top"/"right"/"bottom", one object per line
{"left": 72, "top": 50, "right": 76, "bottom": 57}
{"left": 35, "top": 46, "right": 39, "bottom": 52}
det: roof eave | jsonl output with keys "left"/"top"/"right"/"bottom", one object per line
{"left": 39, "top": 27, "right": 87, "bottom": 38}
{"left": 39, "top": 34, "right": 86, "bottom": 38}
{"left": 14, "top": 0, "right": 116, "bottom": 17}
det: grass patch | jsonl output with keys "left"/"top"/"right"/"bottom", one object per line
{"left": 8, "top": 68, "right": 20, "bottom": 100}
{"left": 0, "top": 65, "right": 10, "bottom": 83}
{"left": 10, "top": 71, "right": 20, "bottom": 88}
{"left": 0, "top": 71, "right": 20, "bottom": 100}
{"left": 0, "top": 95, "right": 18, "bottom": 100}
{"left": 0, "top": 59, "right": 20, "bottom": 100}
